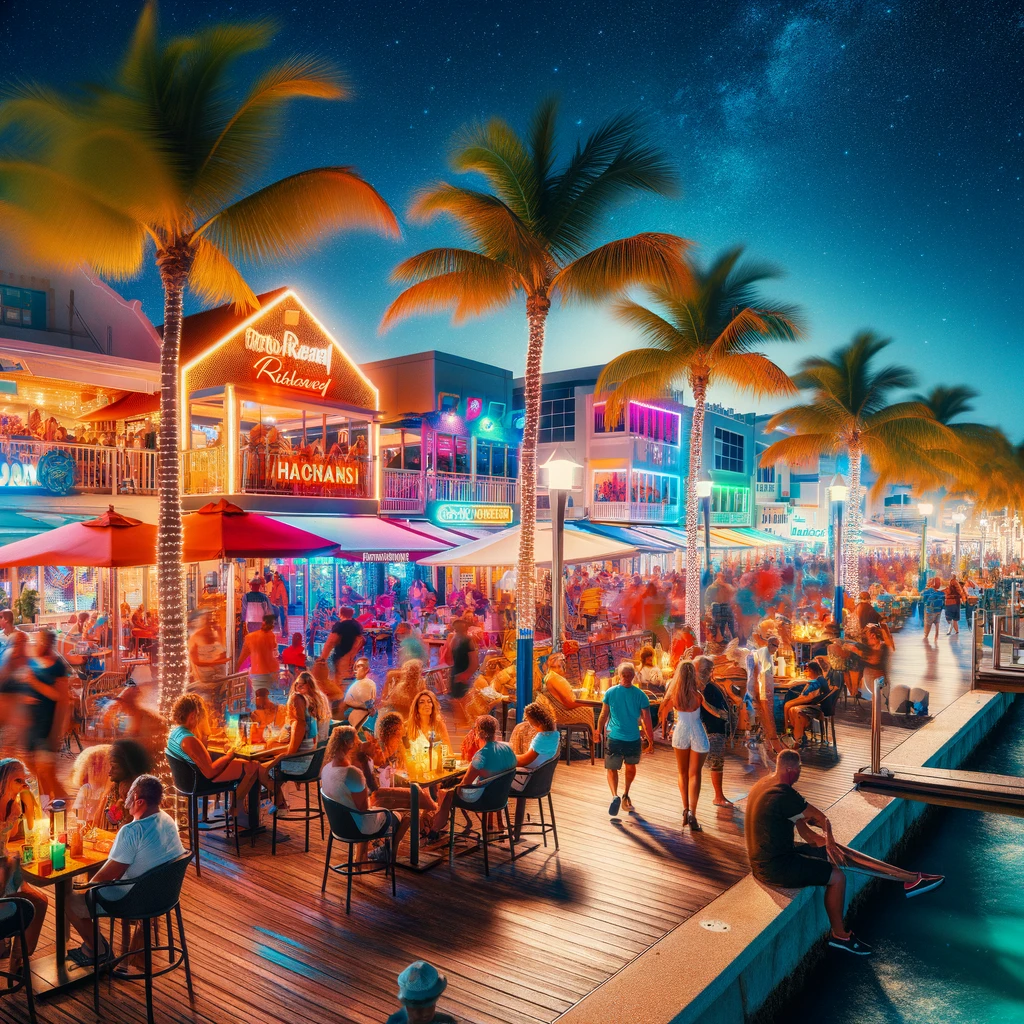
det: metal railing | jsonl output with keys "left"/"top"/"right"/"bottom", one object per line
{"left": 381, "top": 467, "right": 425, "bottom": 512}
{"left": 181, "top": 447, "right": 227, "bottom": 496}
{"left": 591, "top": 500, "right": 680, "bottom": 524}
{"left": 710, "top": 510, "right": 751, "bottom": 526}
{"left": 380, "top": 468, "right": 519, "bottom": 513}
{"left": 2, "top": 439, "right": 157, "bottom": 495}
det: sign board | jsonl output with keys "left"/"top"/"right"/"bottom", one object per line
{"left": 274, "top": 454, "right": 359, "bottom": 488}
{"left": 361, "top": 552, "right": 410, "bottom": 563}
{"left": 427, "top": 501, "right": 516, "bottom": 527}
{"left": 0, "top": 449, "right": 75, "bottom": 495}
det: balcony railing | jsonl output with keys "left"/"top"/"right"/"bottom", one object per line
{"left": 380, "top": 468, "right": 520, "bottom": 513}
{"left": 181, "top": 447, "right": 227, "bottom": 497}
{"left": 2, "top": 439, "right": 157, "bottom": 496}
{"left": 710, "top": 510, "right": 752, "bottom": 526}
{"left": 591, "top": 501, "right": 680, "bottom": 524}
{"left": 631, "top": 437, "right": 681, "bottom": 471}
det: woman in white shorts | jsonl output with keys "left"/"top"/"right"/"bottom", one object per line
{"left": 659, "top": 660, "right": 709, "bottom": 832}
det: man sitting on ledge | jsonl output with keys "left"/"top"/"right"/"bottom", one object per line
{"left": 745, "top": 749, "right": 944, "bottom": 956}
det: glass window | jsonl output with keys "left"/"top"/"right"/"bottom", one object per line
{"left": 436, "top": 434, "right": 454, "bottom": 473}
{"left": 539, "top": 386, "right": 576, "bottom": 444}
{"left": 756, "top": 445, "right": 775, "bottom": 483}
{"left": 454, "top": 436, "right": 469, "bottom": 474}
{"left": 0, "top": 286, "right": 45, "bottom": 329}
{"left": 593, "top": 470, "right": 628, "bottom": 503}
{"left": 714, "top": 427, "right": 745, "bottom": 473}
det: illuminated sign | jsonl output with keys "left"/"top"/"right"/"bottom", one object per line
{"left": 465, "top": 396, "right": 483, "bottom": 421}
{"left": 275, "top": 455, "right": 358, "bottom": 487}
{"left": 246, "top": 327, "right": 334, "bottom": 397}
{"left": 0, "top": 458, "right": 37, "bottom": 487}
{"left": 428, "top": 502, "right": 515, "bottom": 526}
{"left": 0, "top": 449, "right": 75, "bottom": 495}
{"left": 362, "top": 552, "right": 410, "bottom": 563}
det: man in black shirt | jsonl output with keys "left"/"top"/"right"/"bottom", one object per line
{"left": 321, "top": 606, "right": 364, "bottom": 684}
{"left": 745, "top": 750, "right": 944, "bottom": 956}
{"left": 448, "top": 618, "right": 478, "bottom": 723}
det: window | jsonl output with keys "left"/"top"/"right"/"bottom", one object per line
{"left": 631, "top": 471, "right": 678, "bottom": 504}
{"left": 539, "top": 385, "right": 575, "bottom": 444}
{"left": 593, "top": 470, "right": 628, "bottom": 503}
{"left": 714, "top": 427, "right": 745, "bottom": 473}
{"left": 1, "top": 286, "right": 45, "bottom": 328}
{"left": 627, "top": 403, "right": 680, "bottom": 444}
{"left": 755, "top": 444, "right": 775, "bottom": 483}
{"left": 593, "top": 403, "right": 625, "bottom": 434}
{"left": 711, "top": 485, "right": 749, "bottom": 515}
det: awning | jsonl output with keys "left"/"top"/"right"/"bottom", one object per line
{"left": 79, "top": 391, "right": 160, "bottom": 422}
{"left": 0, "top": 510, "right": 74, "bottom": 544}
{"left": 717, "top": 527, "right": 790, "bottom": 548}
{"left": 389, "top": 520, "right": 481, "bottom": 544}
{"left": 575, "top": 521, "right": 675, "bottom": 553}
{"left": 861, "top": 523, "right": 922, "bottom": 549}
{"left": 417, "top": 523, "right": 639, "bottom": 567}
{"left": 274, "top": 515, "right": 448, "bottom": 563}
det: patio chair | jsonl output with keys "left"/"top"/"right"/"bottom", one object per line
{"left": 271, "top": 745, "right": 328, "bottom": 855}
{"left": 166, "top": 753, "right": 240, "bottom": 876}
{"left": 510, "top": 756, "right": 560, "bottom": 852}
{"left": 0, "top": 897, "right": 36, "bottom": 1023}
{"left": 321, "top": 794, "right": 397, "bottom": 914}
{"left": 448, "top": 766, "right": 518, "bottom": 876}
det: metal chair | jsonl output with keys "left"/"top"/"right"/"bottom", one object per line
{"left": 796, "top": 685, "right": 842, "bottom": 751}
{"left": 81, "top": 851, "right": 194, "bottom": 1024}
{"left": 558, "top": 722, "right": 596, "bottom": 764}
{"left": 0, "top": 897, "right": 36, "bottom": 1023}
{"left": 448, "top": 766, "right": 518, "bottom": 876}
{"left": 510, "top": 756, "right": 560, "bottom": 852}
{"left": 166, "top": 753, "right": 240, "bottom": 876}
{"left": 320, "top": 794, "right": 397, "bottom": 914}
{"left": 271, "top": 745, "right": 328, "bottom": 855}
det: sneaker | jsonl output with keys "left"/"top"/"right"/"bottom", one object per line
{"left": 828, "top": 932, "right": 873, "bottom": 956}
{"left": 367, "top": 844, "right": 390, "bottom": 863}
{"left": 904, "top": 873, "right": 944, "bottom": 898}
{"left": 621, "top": 795, "right": 634, "bottom": 812}
{"left": 608, "top": 796, "right": 621, "bottom": 816}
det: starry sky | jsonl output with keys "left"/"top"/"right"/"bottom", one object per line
{"left": 2, "top": 1, "right": 1021, "bottom": 428}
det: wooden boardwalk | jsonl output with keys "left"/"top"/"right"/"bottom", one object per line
{"left": 1, "top": 623, "right": 973, "bottom": 1024}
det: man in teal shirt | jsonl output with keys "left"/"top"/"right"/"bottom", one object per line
{"left": 597, "top": 662, "right": 655, "bottom": 816}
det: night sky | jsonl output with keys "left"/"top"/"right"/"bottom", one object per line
{"left": 2, "top": 2, "right": 1021, "bottom": 428}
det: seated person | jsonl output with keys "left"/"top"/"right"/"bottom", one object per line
{"left": 166, "top": 694, "right": 260, "bottom": 812}
{"left": 782, "top": 662, "right": 830, "bottom": 746}
{"left": 635, "top": 645, "right": 666, "bottom": 694}
{"left": 339, "top": 657, "right": 377, "bottom": 729}
{"left": 746, "top": 750, "right": 944, "bottom": 957}
{"left": 322, "top": 725, "right": 407, "bottom": 865}
{"left": 250, "top": 687, "right": 282, "bottom": 741}
{"left": 537, "top": 652, "right": 594, "bottom": 731}
{"left": 65, "top": 774, "right": 184, "bottom": 967}
{"left": 70, "top": 745, "right": 112, "bottom": 825}
{"left": 432, "top": 715, "right": 516, "bottom": 829}
{"left": 280, "top": 632, "right": 308, "bottom": 679}
{"left": 510, "top": 702, "right": 561, "bottom": 837}
{"left": 382, "top": 659, "right": 426, "bottom": 717}
{"left": 403, "top": 690, "right": 451, "bottom": 757}
{"left": 93, "top": 739, "right": 155, "bottom": 832}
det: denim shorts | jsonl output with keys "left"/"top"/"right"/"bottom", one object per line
{"left": 604, "top": 737, "right": 642, "bottom": 770}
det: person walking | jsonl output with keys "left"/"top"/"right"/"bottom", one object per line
{"left": 659, "top": 660, "right": 709, "bottom": 831}
{"left": 920, "top": 577, "right": 945, "bottom": 642}
{"left": 944, "top": 573, "right": 967, "bottom": 636}
{"left": 745, "top": 750, "right": 944, "bottom": 956}
{"left": 237, "top": 614, "right": 281, "bottom": 696}
{"left": 597, "top": 662, "right": 654, "bottom": 816}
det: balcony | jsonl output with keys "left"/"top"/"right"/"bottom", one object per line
{"left": 591, "top": 501, "right": 680, "bottom": 524}
{"left": 631, "top": 437, "right": 680, "bottom": 471}
{"left": 755, "top": 480, "right": 780, "bottom": 503}
{"left": 3, "top": 439, "right": 157, "bottom": 496}
{"left": 710, "top": 510, "right": 752, "bottom": 526}
{"left": 380, "top": 468, "right": 519, "bottom": 514}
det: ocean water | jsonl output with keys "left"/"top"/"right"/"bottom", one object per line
{"left": 785, "top": 695, "right": 1024, "bottom": 1024}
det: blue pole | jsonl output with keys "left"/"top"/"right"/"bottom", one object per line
{"left": 516, "top": 627, "right": 534, "bottom": 723}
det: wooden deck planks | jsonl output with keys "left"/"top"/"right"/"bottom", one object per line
{"left": 0, "top": 621, "right": 973, "bottom": 1024}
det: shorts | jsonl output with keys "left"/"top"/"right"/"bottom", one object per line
{"left": 754, "top": 843, "right": 833, "bottom": 888}
{"left": 671, "top": 713, "right": 710, "bottom": 753}
{"left": 706, "top": 732, "right": 725, "bottom": 772}
{"left": 249, "top": 673, "right": 277, "bottom": 689}
{"left": 944, "top": 605, "right": 960, "bottom": 623}
{"left": 604, "top": 737, "right": 642, "bottom": 770}
{"left": 924, "top": 611, "right": 941, "bottom": 630}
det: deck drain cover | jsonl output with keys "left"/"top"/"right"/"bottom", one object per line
{"left": 700, "top": 919, "right": 731, "bottom": 933}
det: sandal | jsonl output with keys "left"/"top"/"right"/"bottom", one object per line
{"left": 687, "top": 812, "right": 703, "bottom": 832}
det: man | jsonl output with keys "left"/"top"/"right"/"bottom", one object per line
{"left": 395, "top": 621, "right": 427, "bottom": 666}
{"left": 597, "top": 662, "right": 654, "bottom": 816}
{"left": 705, "top": 573, "right": 737, "bottom": 642}
{"left": 268, "top": 571, "right": 289, "bottom": 635}
{"left": 853, "top": 591, "right": 882, "bottom": 633}
{"left": 921, "top": 577, "right": 945, "bottom": 641}
{"left": 0, "top": 609, "right": 16, "bottom": 652}
{"left": 579, "top": 575, "right": 603, "bottom": 631}
{"left": 745, "top": 750, "right": 944, "bottom": 957}
{"left": 386, "top": 960, "right": 457, "bottom": 1024}
{"left": 341, "top": 656, "right": 377, "bottom": 728}
{"left": 746, "top": 632, "right": 783, "bottom": 761}
{"left": 241, "top": 576, "right": 271, "bottom": 635}
{"left": 65, "top": 774, "right": 185, "bottom": 967}
{"left": 448, "top": 617, "right": 478, "bottom": 724}
{"left": 237, "top": 614, "right": 281, "bottom": 693}
{"left": 251, "top": 687, "right": 281, "bottom": 734}
{"left": 782, "top": 662, "right": 829, "bottom": 746}
{"left": 320, "top": 606, "right": 364, "bottom": 685}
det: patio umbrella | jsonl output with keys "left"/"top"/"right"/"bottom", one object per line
{"left": 182, "top": 499, "right": 339, "bottom": 560}
{"left": 0, "top": 506, "right": 157, "bottom": 568}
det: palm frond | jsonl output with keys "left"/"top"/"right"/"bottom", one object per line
{"left": 450, "top": 117, "right": 536, "bottom": 224}
{"left": 199, "top": 167, "right": 398, "bottom": 262}
{"left": 188, "top": 237, "right": 259, "bottom": 312}
{"left": 596, "top": 346, "right": 690, "bottom": 400}
{"left": 380, "top": 264, "right": 520, "bottom": 332}
{"left": 759, "top": 433, "right": 836, "bottom": 468}
{"left": 597, "top": 370, "right": 677, "bottom": 421}
{"left": 709, "top": 352, "right": 797, "bottom": 398}
{"left": 610, "top": 297, "right": 694, "bottom": 352}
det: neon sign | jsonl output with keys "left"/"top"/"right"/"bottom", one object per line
{"left": 465, "top": 397, "right": 483, "bottom": 421}
{"left": 275, "top": 455, "right": 358, "bottom": 487}
{"left": 0, "top": 459, "right": 37, "bottom": 487}
{"left": 362, "top": 552, "right": 410, "bottom": 563}
{"left": 245, "top": 327, "right": 334, "bottom": 396}
{"left": 429, "top": 502, "right": 515, "bottom": 526}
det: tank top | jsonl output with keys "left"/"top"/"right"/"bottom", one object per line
{"left": 166, "top": 725, "right": 196, "bottom": 764}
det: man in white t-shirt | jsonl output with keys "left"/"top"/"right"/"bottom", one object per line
{"left": 65, "top": 774, "right": 185, "bottom": 967}
{"left": 341, "top": 657, "right": 377, "bottom": 728}
{"left": 746, "top": 634, "right": 782, "bottom": 762}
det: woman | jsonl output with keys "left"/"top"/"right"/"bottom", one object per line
{"left": 537, "top": 652, "right": 594, "bottom": 732}
{"left": 384, "top": 658, "right": 426, "bottom": 717}
{"left": 945, "top": 573, "right": 967, "bottom": 636}
{"left": 92, "top": 738, "right": 154, "bottom": 831}
{"left": 0, "top": 631, "right": 33, "bottom": 750}
{"left": 635, "top": 646, "right": 665, "bottom": 695}
{"left": 694, "top": 655, "right": 733, "bottom": 808}
{"left": 857, "top": 624, "right": 893, "bottom": 704}
{"left": 20, "top": 629, "right": 72, "bottom": 802}
{"left": 659, "top": 660, "right": 709, "bottom": 831}
{"left": 404, "top": 690, "right": 451, "bottom": 755}
{"left": 0, "top": 759, "right": 47, "bottom": 973}
{"left": 321, "top": 725, "right": 406, "bottom": 864}
{"left": 187, "top": 612, "right": 229, "bottom": 706}
{"left": 166, "top": 693, "right": 260, "bottom": 812}
{"left": 509, "top": 702, "right": 561, "bottom": 837}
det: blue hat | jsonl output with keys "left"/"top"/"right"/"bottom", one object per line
{"left": 397, "top": 960, "right": 447, "bottom": 1005}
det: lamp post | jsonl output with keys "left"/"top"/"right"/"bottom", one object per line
{"left": 951, "top": 510, "right": 966, "bottom": 572}
{"left": 980, "top": 516, "right": 988, "bottom": 573}
{"left": 918, "top": 501, "right": 934, "bottom": 588}
{"left": 542, "top": 448, "right": 581, "bottom": 656}
{"left": 695, "top": 472, "right": 713, "bottom": 629}
{"left": 829, "top": 474, "right": 848, "bottom": 630}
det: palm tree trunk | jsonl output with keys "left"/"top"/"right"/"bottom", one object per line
{"left": 844, "top": 442, "right": 863, "bottom": 599}
{"left": 516, "top": 294, "right": 549, "bottom": 633}
{"left": 686, "top": 378, "right": 707, "bottom": 639}
{"left": 154, "top": 244, "right": 195, "bottom": 731}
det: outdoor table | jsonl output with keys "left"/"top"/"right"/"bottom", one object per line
{"left": 207, "top": 738, "right": 289, "bottom": 837}
{"left": 393, "top": 761, "right": 468, "bottom": 872}
{"left": 12, "top": 829, "right": 114, "bottom": 996}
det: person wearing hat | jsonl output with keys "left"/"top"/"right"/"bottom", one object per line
{"left": 387, "top": 960, "right": 456, "bottom": 1024}
{"left": 242, "top": 576, "right": 271, "bottom": 635}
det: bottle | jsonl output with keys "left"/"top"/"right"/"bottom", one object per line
{"left": 52, "top": 799, "right": 66, "bottom": 840}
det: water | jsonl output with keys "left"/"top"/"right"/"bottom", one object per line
{"left": 787, "top": 695, "right": 1024, "bottom": 1024}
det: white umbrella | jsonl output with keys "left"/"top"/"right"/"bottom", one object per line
{"left": 416, "top": 523, "right": 638, "bottom": 567}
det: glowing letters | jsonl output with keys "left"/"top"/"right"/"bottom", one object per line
{"left": 275, "top": 456, "right": 357, "bottom": 487}
{"left": 246, "top": 327, "right": 334, "bottom": 396}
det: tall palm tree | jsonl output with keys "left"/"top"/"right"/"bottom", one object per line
{"left": 380, "top": 100, "right": 688, "bottom": 630}
{"left": 0, "top": 4, "right": 398, "bottom": 717}
{"left": 761, "top": 332, "right": 949, "bottom": 596}
{"left": 595, "top": 248, "right": 804, "bottom": 637}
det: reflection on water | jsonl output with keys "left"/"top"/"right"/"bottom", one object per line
{"left": 786, "top": 696, "right": 1024, "bottom": 1024}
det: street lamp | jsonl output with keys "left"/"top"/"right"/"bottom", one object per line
{"left": 980, "top": 516, "right": 989, "bottom": 571}
{"left": 830, "top": 474, "right": 848, "bottom": 630}
{"left": 542, "top": 447, "right": 581, "bottom": 656}
{"left": 951, "top": 510, "right": 967, "bottom": 571}
{"left": 918, "top": 501, "right": 934, "bottom": 585}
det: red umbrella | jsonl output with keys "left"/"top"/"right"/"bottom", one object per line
{"left": 182, "top": 500, "right": 339, "bottom": 561}
{"left": 0, "top": 507, "right": 157, "bottom": 567}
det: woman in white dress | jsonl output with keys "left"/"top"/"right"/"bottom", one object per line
{"left": 659, "top": 660, "right": 709, "bottom": 832}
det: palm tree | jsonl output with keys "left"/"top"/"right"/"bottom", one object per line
{"left": 761, "top": 332, "right": 950, "bottom": 596}
{"left": 595, "top": 248, "right": 804, "bottom": 637}
{"left": 380, "top": 100, "right": 688, "bottom": 630}
{"left": 0, "top": 4, "right": 398, "bottom": 717}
